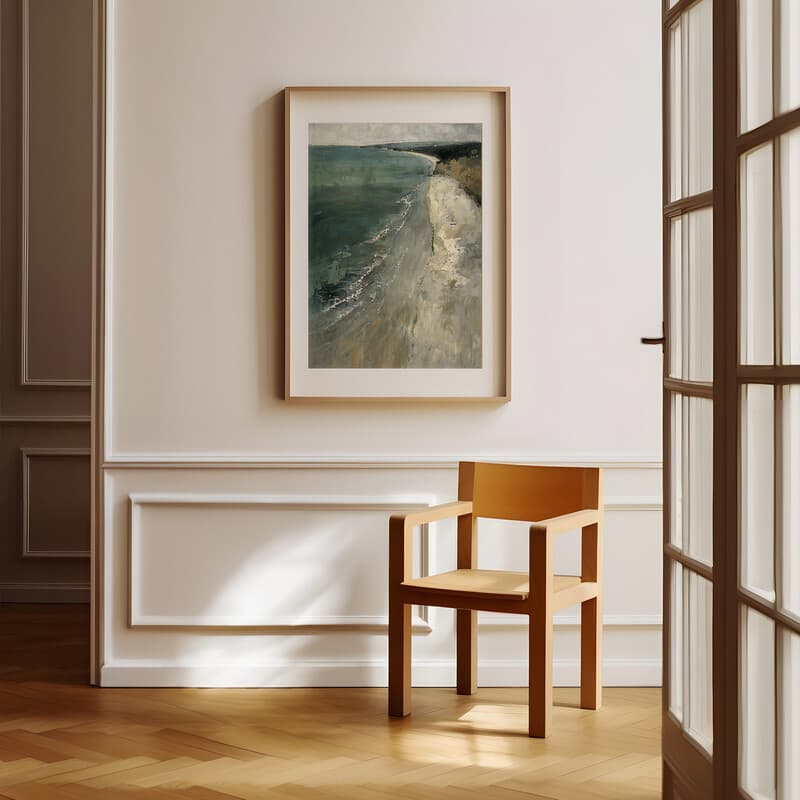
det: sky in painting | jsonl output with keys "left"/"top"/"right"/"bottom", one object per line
{"left": 309, "top": 122, "right": 481, "bottom": 146}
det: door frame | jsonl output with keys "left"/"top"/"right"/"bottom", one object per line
{"left": 89, "top": 0, "right": 107, "bottom": 687}
{"left": 711, "top": 1, "right": 738, "bottom": 797}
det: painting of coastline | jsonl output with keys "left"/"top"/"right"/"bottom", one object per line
{"left": 308, "top": 122, "right": 482, "bottom": 369}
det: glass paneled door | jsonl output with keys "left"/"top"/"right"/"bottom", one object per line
{"left": 661, "top": 1, "right": 800, "bottom": 797}
{"left": 661, "top": 1, "right": 716, "bottom": 796}
{"left": 737, "top": 0, "right": 800, "bottom": 797}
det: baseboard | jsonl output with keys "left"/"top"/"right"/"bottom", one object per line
{"left": 0, "top": 582, "right": 90, "bottom": 603}
{"left": 101, "top": 658, "right": 662, "bottom": 688}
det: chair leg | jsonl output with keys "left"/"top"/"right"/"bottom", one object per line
{"left": 580, "top": 597, "right": 602, "bottom": 710}
{"left": 388, "top": 599, "right": 411, "bottom": 717}
{"left": 529, "top": 609, "right": 552, "bottom": 737}
{"left": 456, "top": 609, "right": 477, "bottom": 695}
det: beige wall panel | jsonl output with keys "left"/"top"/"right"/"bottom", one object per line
{"left": 23, "top": 0, "right": 93, "bottom": 384}
{"left": 0, "top": 1, "right": 93, "bottom": 603}
{"left": 24, "top": 450, "right": 90, "bottom": 556}
{"left": 0, "top": 424, "right": 89, "bottom": 597}
{"left": 0, "top": 0, "right": 89, "bottom": 416}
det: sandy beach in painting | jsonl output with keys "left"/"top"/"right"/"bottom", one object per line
{"left": 307, "top": 124, "right": 482, "bottom": 369}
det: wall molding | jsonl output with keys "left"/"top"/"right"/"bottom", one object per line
{"left": 128, "top": 492, "right": 437, "bottom": 510}
{"left": 19, "top": 0, "right": 91, "bottom": 388}
{"left": 104, "top": 455, "right": 663, "bottom": 470}
{"left": 92, "top": 0, "right": 109, "bottom": 687}
{"left": 100, "top": 657, "right": 662, "bottom": 688}
{"left": 604, "top": 496, "right": 662, "bottom": 511}
{"left": 0, "top": 415, "right": 91, "bottom": 424}
{"left": 127, "top": 615, "right": 432, "bottom": 632}
{"left": 0, "top": 582, "right": 89, "bottom": 603}
{"left": 128, "top": 493, "right": 434, "bottom": 631}
{"left": 21, "top": 447, "right": 91, "bottom": 558}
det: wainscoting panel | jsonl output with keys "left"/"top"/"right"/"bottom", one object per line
{"left": 102, "top": 463, "right": 662, "bottom": 687}
{"left": 0, "top": 427, "right": 90, "bottom": 600}
{"left": 23, "top": 448, "right": 91, "bottom": 557}
{"left": 20, "top": 0, "right": 92, "bottom": 386}
{"left": 128, "top": 493, "right": 432, "bottom": 630}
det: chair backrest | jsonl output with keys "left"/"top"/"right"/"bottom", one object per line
{"left": 457, "top": 461, "right": 601, "bottom": 522}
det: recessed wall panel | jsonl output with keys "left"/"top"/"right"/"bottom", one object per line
{"left": 24, "top": 450, "right": 90, "bottom": 556}
{"left": 129, "top": 496, "right": 431, "bottom": 627}
{"left": 22, "top": 0, "right": 92, "bottom": 384}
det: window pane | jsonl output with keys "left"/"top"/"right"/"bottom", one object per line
{"left": 686, "top": 0, "right": 712, "bottom": 196}
{"left": 779, "top": 628, "right": 800, "bottom": 800}
{"left": 782, "top": 129, "right": 800, "bottom": 364}
{"left": 740, "top": 606, "right": 776, "bottom": 800}
{"left": 741, "top": 144, "right": 775, "bottom": 365}
{"left": 671, "top": 394, "right": 684, "bottom": 550}
{"left": 669, "top": 21, "right": 683, "bottom": 202}
{"left": 669, "top": 2, "right": 712, "bottom": 201}
{"left": 742, "top": 384, "right": 776, "bottom": 602}
{"left": 740, "top": 0, "right": 774, "bottom": 132}
{"left": 783, "top": 385, "right": 800, "bottom": 619}
{"left": 778, "top": 0, "right": 800, "bottom": 115}
{"left": 669, "top": 561, "right": 684, "bottom": 722}
{"left": 686, "top": 572, "right": 712, "bottom": 752}
{"left": 670, "top": 218, "right": 683, "bottom": 378}
{"left": 669, "top": 210, "right": 713, "bottom": 381}
{"left": 688, "top": 210, "right": 713, "bottom": 381}
{"left": 671, "top": 395, "right": 712, "bottom": 565}
{"left": 687, "top": 398, "right": 713, "bottom": 566}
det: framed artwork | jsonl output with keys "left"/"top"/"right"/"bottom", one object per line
{"left": 285, "top": 86, "right": 510, "bottom": 400}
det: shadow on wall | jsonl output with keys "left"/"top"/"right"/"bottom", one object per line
{"left": 140, "top": 510, "right": 418, "bottom": 686}
{"left": 251, "top": 92, "right": 286, "bottom": 405}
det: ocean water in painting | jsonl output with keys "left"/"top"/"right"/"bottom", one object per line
{"left": 308, "top": 123, "right": 482, "bottom": 369}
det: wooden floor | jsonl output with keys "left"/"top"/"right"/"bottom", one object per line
{"left": 0, "top": 605, "right": 661, "bottom": 799}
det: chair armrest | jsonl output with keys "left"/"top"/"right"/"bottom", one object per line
{"left": 529, "top": 508, "right": 601, "bottom": 537}
{"left": 390, "top": 501, "right": 473, "bottom": 532}
{"left": 528, "top": 509, "right": 604, "bottom": 594}
{"left": 389, "top": 501, "right": 473, "bottom": 585}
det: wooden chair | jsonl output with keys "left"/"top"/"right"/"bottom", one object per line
{"left": 388, "top": 461, "right": 603, "bottom": 738}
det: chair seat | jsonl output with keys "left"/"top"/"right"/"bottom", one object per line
{"left": 401, "top": 569, "right": 582, "bottom": 600}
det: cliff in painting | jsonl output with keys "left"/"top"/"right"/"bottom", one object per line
{"left": 308, "top": 122, "right": 482, "bottom": 369}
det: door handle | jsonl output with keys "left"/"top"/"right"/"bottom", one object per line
{"left": 641, "top": 322, "right": 665, "bottom": 347}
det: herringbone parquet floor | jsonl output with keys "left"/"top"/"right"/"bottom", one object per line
{"left": 0, "top": 605, "right": 660, "bottom": 799}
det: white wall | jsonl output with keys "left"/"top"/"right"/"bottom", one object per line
{"left": 102, "top": 0, "right": 663, "bottom": 687}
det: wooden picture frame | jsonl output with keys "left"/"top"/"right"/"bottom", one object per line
{"left": 284, "top": 86, "right": 510, "bottom": 401}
